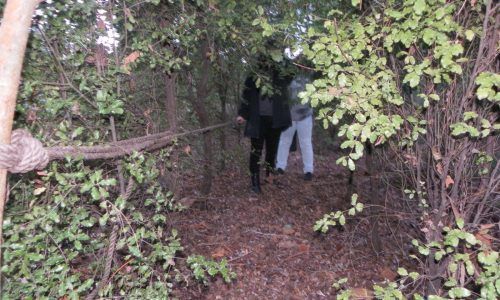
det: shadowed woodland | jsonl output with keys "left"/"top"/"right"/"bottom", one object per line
{"left": 0, "top": 0, "right": 498, "bottom": 299}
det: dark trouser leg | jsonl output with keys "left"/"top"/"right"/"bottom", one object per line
{"left": 250, "top": 137, "right": 264, "bottom": 174}
{"left": 264, "top": 127, "right": 282, "bottom": 176}
{"left": 249, "top": 137, "right": 264, "bottom": 193}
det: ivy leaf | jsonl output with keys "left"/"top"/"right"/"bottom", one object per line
{"left": 414, "top": 0, "right": 426, "bottom": 15}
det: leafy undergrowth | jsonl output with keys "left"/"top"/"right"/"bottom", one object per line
{"left": 2, "top": 140, "right": 415, "bottom": 299}
{"left": 168, "top": 152, "right": 415, "bottom": 299}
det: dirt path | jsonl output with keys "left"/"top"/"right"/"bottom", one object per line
{"left": 169, "top": 153, "right": 405, "bottom": 299}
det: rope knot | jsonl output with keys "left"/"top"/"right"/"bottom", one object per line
{"left": 0, "top": 129, "right": 49, "bottom": 173}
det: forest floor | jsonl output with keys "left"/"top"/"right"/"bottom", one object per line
{"left": 167, "top": 143, "right": 414, "bottom": 299}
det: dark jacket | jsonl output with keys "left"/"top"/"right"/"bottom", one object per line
{"left": 238, "top": 73, "right": 292, "bottom": 138}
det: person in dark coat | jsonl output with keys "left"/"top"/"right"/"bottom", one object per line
{"left": 236, "top": 61, "right": 292, "bottom": 193}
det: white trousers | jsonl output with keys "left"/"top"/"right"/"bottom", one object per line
{"left": 276, "top": 115, "right": 314, "bottom": 173}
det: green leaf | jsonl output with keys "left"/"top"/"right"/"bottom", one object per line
{"left": 465, "top": 260, "right": 474, "bottom": 276}
{"left": 338, "top": 73, "right": 347, "bottom": 87}
{"left": 397, "top": 267, "right": 408, "bottom": 276}
{"left": 456, "top": 217, "right": 464, "bottom": 229}
{"left": 418, "top": 246, "right": 430, "bottom": 256}
{"left": 351, "top": 193, "right": 358, "bottom": 205}
{"left": 74, "top": 240, "right": 82, "bottom": 251}
{"left": 339, "top": 214, "right": 346, "bottom": 226}
{"left": 100, "top": 178, "right": 117, "bottom": 186}
{"left": 464, "top": 233, "right": 477, "bottom": 245}
{"left": 404, "top": 72, "right": 420, "bottom": 88}
{"left": 257, "top": 5, "right": 264, "bottom": 15}
{"left": 463, "top": 111, "right": 478, "bottom": 121}
{"left": 348, "top": 158, "right": 355, "bottom": 171}
{"left": 478, "top": 251, "right": 499, "bottom": 265}
{"left": 128, "top": 245, "right": 142, "bottom": 258}
{"left": 449, "top": 287, "right": 471, "bottom": 298}
{"left": 414, "top": 294, "right": 424, "bottom": 300}
{"left": 435, "top": 250, "right": 445, "bottom": 261}
{"left": 269, "top": 49, "right": 283, "bottom": 62}
{"left": 465, "top": 30, "right": 474, "bottom": 41}
{"left": 450, "top": 123, "right": 467, "bottom": 136}
{"left": 91, "top": 187, "right": 100, "bottom": 200}
{"left": 409, "top": 272, "right": 419, "bottom": 280}
{"left": 476, "top": 86, "right": 492, "bottom": 100}
{"left": 414, "top": 0, "right": 426, "bottom": 15}
{"left": 429, "top": 94, "right": 440, "bottom": 101}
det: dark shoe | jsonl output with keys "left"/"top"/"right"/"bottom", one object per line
{"left": 304, "top": 172, "right": 313, "bottom": 181}
{"left": 276, "top": 168, "right": 285, "bottom": 175}
{"left": 251, "top": 173, "right": 261, "bottom": 194}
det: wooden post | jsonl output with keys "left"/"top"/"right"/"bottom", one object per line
{"left": 0, "top": 0, "right": 40, "bottom": 275}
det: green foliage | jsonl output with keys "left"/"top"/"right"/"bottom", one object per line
{"left": 450, "top": 111, "right": 494, "bottom": 138}
{"left": 3, "top": 159, "right": 103, "bottom": 298}
{"left": 314, "top": 194, "right": 363, "bottom": 233}
{"left": 291, "top": 0, "right": 499, "bottom": 297}
{"left": 475, "top": 72, "right": 500, "bottom": 102}
{"left": 373, "top": 282, "right": 404, "bottom": 299}
{"left": 295, "top": 0, "right": 496, "bottom": 169}
{"left": 345, "top": 223, "right": 499, "bottom": 300}
{"left": 3, "top": 0, "right": 497, "bottom": 298}
{"left": 187, "top": 255, "right": 236, "bottom": 285}
{"left": 3, "top": 147, "right": 182, "bottom": 298}
{"left": 474, "top": 151, "right": 494, "bottom": 175}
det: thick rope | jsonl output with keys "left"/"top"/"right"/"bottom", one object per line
{"left": 86, "top": 177, "right": 134, "bottom": 300}
{"left": 0, "top": 122, "right": 230, "bottom": 173}
{"left": 0, "top": 129, "right": 49, "bottom": 173}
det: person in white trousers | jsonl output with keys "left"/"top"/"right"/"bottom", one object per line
{"left": 276, "top": 73, "right": 314, "bottom": 180}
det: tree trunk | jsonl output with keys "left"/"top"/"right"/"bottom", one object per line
{"left": 217, "top": 79, "right": 227, "bottom": 171}
{"left": 0, "top": 0, "right": 41, "bottom": 292}
{"left": 161, "top": 72, "right": 180, "bottom": 196}
{"left": 188, "top": 40, "right": 213, "bottom": 195}
{"left": 165, "top": 73, "right": 178, "bottom": 131}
